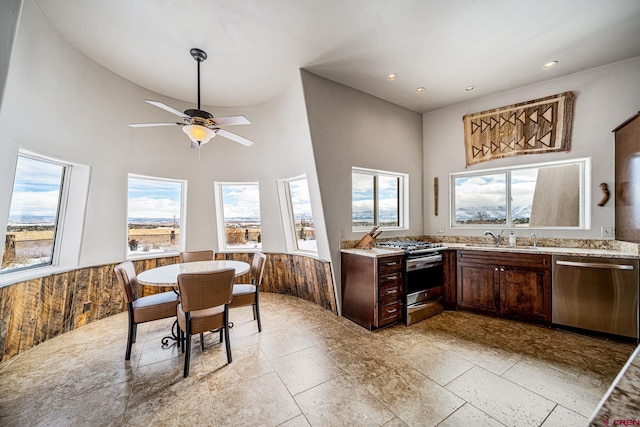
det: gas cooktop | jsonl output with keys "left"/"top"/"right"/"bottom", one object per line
{"left": 374, "top": 240, "right": 446, "bottom": 254}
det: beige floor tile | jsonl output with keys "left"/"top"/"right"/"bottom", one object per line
{"left": 295, "top": 374, "right": 395, "bottom": 426}
{"left": 437, "top": 403, "right": 505, "bottom": 427}
{"left": 271, "top": 345, "right": 345, "bottom": 395}
{"left": 279, "top": 414, "right": 312, "bottom": 426}
{"left": 327, "top": 344, "right": 396, "bottom": 382}
{"left": 210, "top": 371, "right": 301, "bottom": 426}
{"left": 502, "top": 356, "right": 610, "bottom": 416}
{"left": 446, "top": 366, "right": 556, "bottom": 427}
{"left": 540, "top": 405, "right": 588, "bottom": 427}
{"left": 438, "top": 336, "right": 522, "bottom": 375}
{"left": 365, "top": 367, "right": 464, "bottom": 426}
{"left": 398, "top": 342, "right": 475, "bottom": 386}
{"left": 257, "top": 327, "right": 316, "bottom": 360}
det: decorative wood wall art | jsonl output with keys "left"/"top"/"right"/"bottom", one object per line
{"left": 463, "top": 92, "right": 575, "bottom": 166}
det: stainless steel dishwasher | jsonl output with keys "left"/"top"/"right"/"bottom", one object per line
{"left": 552, "top": 255, "right": 639, "bottom": 339}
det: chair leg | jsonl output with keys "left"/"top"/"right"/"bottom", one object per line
{"left": 200, "top": 332, "right": 205, "bottom": 351}
{"left": 219, "top": 328, "right": 223, "bottom": 343}
{"left": 125, "top": 314, "right": 135, "bottom": 361}
{"left": 184, "top": 316, "right": 192, "bottom": 377}
{"left": 132, "top": 323, "right": 137, "bottom": 343}
{"left": 255, "top": 292, "right": 262, "bottom": 333}
{"left": 224, "top": 306, "right": 232, "bottom": 364}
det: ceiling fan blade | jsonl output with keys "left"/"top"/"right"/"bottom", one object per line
{"left": 217, "top": 129, "right": 254, "bottom": 146}
{"left": 128, "top": 122, "right": 181, "bottom": 128}
{"left": 213, "top": 115, "right": 251, "bottom": 126}
{"left": 144, "top": 100, "right": 190, "bottom": 119}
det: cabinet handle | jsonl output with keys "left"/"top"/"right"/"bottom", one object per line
{"left": 385, "top": 261, "right": 398, "bottom": 266}
{"left": 385, "top": 275, "right": 398, "bottom": 281}
{"left": 387, "top": 308, "right": 397, "bottom": 313}
{"left": 494, "top": 267, "right": 499, "bottom": 271}
{"left": 385, "top": 289, "right": 398, "bottom": 295}
{"left": 500, "top": 268, "right": 505, "bottom": 272}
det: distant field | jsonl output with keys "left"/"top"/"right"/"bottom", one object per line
{"left": 8, "top": 227, "right": 178, "bottom": 241}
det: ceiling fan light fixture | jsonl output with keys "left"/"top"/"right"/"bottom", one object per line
{"left": 183, "top": 124, "right": 216, "bottom": 145}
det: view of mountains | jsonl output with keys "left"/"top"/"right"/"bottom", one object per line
{"left": 455, "top": 205, "right": 532, "bottom": 223}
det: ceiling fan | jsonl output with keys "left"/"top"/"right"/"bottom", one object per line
{"left": 129, "top": 48, "right": 253, "bottom": 148}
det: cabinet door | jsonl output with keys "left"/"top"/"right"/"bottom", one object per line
{"left": 499, "top": 265, "right": 550, "bottom": 322}
{"left": 457, "top": 262, "right": 500, "bottom": 314}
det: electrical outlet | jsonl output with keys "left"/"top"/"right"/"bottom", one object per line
{"left": 437, "top": 227, "right": 445, "bottom": 233}
{"left": 83, "top": 301, "right": 92, "bottom": 313}
{"left": 601, "top": 226, "right": 614, "bottom": 237}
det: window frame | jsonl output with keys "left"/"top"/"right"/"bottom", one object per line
{"left": 278, "top": 174, "right": 317, "bottom": 254}
{"left": 449, "top": 158, "right": 591, "bottom": 229}
{"left": 126, "top": 173, "right": 186, "bottom": 259}
{"left": 214, "top": 181, "right": 262, "bottom": 252}
{"left": 1, "top": 153, "right": 69, "bottom": 274}
{"left": 351, "top": 167, "right": 408, "bottom": 232}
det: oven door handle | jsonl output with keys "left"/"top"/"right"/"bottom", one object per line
{"left": 407, "top": 296, "right": 443, "bottom": 309}
{"left": 406, "top": 261, "right": 443, "bottom": 272}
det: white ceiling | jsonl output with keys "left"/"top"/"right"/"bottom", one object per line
{"left": 33, "top": 0, "right": 640, "bottom": 113}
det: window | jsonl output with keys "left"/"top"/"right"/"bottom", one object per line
{"left": 352, "top": 167, "right": 407, "bottom": 231}
{"left": 127, "top": 175, "right": 184, "bottom": 256}
{"left": 284, "top": 177, "right": 316, "bottom": 252}
{"left": 451, "top": 158, "right": 589, "bottom": 228}
{"left": 2, "top": 155, "right": 66, "bottom": 273}
{"left": 216, "top": 183, "right": 261, "bottom": 250}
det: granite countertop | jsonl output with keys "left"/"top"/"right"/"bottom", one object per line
{"left": 341, "top": 243, "right": 639, "bottom": 259}
{"left": 445, "top": 243, "right": 639, "bottom": 259}
{"left": 590, "top": 344, "right": 640, "bottom": 424}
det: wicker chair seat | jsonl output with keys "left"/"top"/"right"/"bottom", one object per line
{"left": 132, "top": 292, "right": 180, "bottom": 323}
{"left": 177, "top": 304, "right": 225, "bottom": 334}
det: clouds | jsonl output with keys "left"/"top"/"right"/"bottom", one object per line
{"left": 128, "top": 177, "right": 182, "bottom": 219}
{"left": 8, "top": 157, "right": 64, "bottom": 220}
{"left": 221, "top": 184, "right": 260, "bottom": 220}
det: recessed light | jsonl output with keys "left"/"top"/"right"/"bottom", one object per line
{"left": 465, "top": 86, "right": 475, "bottom": 92}
{"left": 387, "top": 73, "right": 398, "bottom": 81}
{"left": 415, "top": 87, "right": 425, "bottom": 93}
{"left": 543, "top": 61, "right": 558, "bottom": 69}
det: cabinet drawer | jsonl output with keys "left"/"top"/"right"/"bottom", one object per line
{"left": 378, "top": 256, "right": 403, "bottom": 275}
{"left": 379, "top": 271, "right": 403, "bottom": 286}
{"left": 379, "top": 282, "right": 402, "bottom": 299}
{"left": 379, "top": 299, "right": 402, "bottom": 325}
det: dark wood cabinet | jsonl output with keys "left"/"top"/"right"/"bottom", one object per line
{"left": 341, "top": 252, "right": 403, "bottom": 330}
{"left": 614, "top": 112, "right": 640, "bottom": 243}
{"left": 442, "top": 249, "right": 457, "bottom": 310}
{"left": 457, "top": 250, "right": 551, "bottom": 323}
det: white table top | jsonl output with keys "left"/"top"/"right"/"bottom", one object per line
{"left": 137, "top": 260, "right": 250, "bottom": 286}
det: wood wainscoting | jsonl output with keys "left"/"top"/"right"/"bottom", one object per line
{"left": 0, "top": 252, "right": 336, "bottom": 363}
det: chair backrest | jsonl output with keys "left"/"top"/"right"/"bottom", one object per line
{"left": 114, "top": 261, "right": 138, "bottom": 303}
{"left": 179, "top": 250, "right": 215, "bottom": 263}
{"left": 250, "top": 252, "right": 267, "bottom": 286}
{"left": 177, "top": 269, "right": 235, "bottom": 312}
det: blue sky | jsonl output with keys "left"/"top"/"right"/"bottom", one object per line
{"left": 351, "top": 172, "right": 399, "bottom": 216}
{"left": 8, "top": 156, "right": 64, "bottom": 219}
{"left": 128, "top": 177, "right": 182, "bottom": 219}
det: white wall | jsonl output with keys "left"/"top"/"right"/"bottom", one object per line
{"left": 301, "top": 71, "right": 423, "bottom": 309}
{"left": 0, "top": 0, "right": 328, "bottom": 281}
{"left": 423, "top": 57, "right": 640, "bottom": 240}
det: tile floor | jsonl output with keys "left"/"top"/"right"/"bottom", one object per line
{"left": 0, "top": 293, "right": 635, "bottom": 426}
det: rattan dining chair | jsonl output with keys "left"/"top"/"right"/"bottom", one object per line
{"left": 177, "top": 269, "right": 235, "bottom": 377}
{"left": 179, "top": 250, "right": 215, "bottom": 263}
{"left": 114, "top": 261, "right": 180, "bottom": 361}
{"left": 230, "top": 252, "right": 266, "bottom": 332}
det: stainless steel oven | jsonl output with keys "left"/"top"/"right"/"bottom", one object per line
{"left": 405, "top": 252, "right": 444, "bottom": 325}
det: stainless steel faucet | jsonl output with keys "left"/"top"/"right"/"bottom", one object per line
{"left": 530, "top": 233, "right": 538, "bottom": 248}
{"left": 484, "top": 230, "right": 504, "bottom": 246}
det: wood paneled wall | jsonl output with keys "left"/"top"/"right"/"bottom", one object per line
{"left": 0, "top": 252, "right": 335, "bottom": 362}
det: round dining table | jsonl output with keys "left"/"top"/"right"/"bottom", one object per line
{"left": 137, "top": 260, "right": 250, "bottom": 287}
{"left": 137, "top": 259, "right": 250, "bottom": 347}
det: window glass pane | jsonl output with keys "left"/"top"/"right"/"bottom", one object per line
{"left": 127, "top": 177, "right": 182, "bottom": 255}
{"left": 352, "top": 172, "right": 374, "bottom": 228}
{"left": 378, "top": 175, "right": 399, "bottom": 227}
{"left": 511, "top": 168, "right": 537, "bottom": 226}
{"left": 454, "top": 173, "right": 507, "bottom": 225}
{"left": 288, "top": 178, "right": 316, "bottom": 252}
{"left": 2, "top": 156, "right": 65, "bottom": 273}
{"left": 221, "top": 184, "right": 261, "bottom": 249}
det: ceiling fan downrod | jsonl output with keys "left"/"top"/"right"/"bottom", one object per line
{"left": 190, "top": 48, "right": 207, "bottom": 110}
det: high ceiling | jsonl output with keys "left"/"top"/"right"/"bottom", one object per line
{"left": 33, "top": 0, "right": 640, "bottom": 113}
